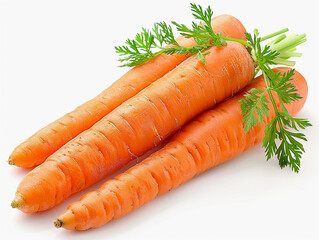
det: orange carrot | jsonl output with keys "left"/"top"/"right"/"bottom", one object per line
{"left": 54, "top": 67, "right": 308, "bottom": 230}
{"left": 9, "top": 14, "right": 247, "bottom": 169}
{"left": 12, "top": 41, "right": 254, "bottom": 213}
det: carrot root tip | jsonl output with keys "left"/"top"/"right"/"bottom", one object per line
{"left": 11, "top": 200, "right": 19, "bottom": 208}
{"left": 8, "top": 157, "right": 15, "bottom": 165}
{"left": 54, "top": 219, "right": 63, "bottom": 228}
{"left": 11, "top": 193, "right": 25, "bottom": 209}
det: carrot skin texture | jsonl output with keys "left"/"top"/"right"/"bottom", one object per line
{"left": 55, "top": 67, "right": 308, "bottom": 230}
{"left": 14, "top": 41, "right": 255, "bottom": 213}
{"left": 9, "top": 15, "right": 247, "bottom": 169}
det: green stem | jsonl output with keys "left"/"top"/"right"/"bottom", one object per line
{"left": 273, "top": 58, "right": 296, "bottom": 67}
{"left": 279, "top": 38, "right": 307, "bottom": 52}
{"left": 279, "top": 52, "right": 302, "bottom": 58}
{"left": 153, "top": 50, "right": 165, "bottom": 57}
{"left": 271, "top": 33, "right": 306, "bottom": 52}
{"left": 262, "top": 69, "right": 280, "bottom": 116}
{"left": 261, "top": 28, "right": 289, "bottom": 42}
{"left": 287, "top": 47, "right": 297, "bottom": 52}
{"left": 278, "top": 96, "right": 289, "bottom": 113}
{"left": 267, "top": 34, "right": 287, "bottom": 47}
{"left": 221, "top": 36, "right": 250, "bottom": 47}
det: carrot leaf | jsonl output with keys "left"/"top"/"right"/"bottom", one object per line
{"left": 115, "top": 3, "right": 311, "bottom": 172}
{"left": 244, "top": 29, "right": 310, "bottom": 172}
{"left": 195, "top": 50, "right": 209, "bottom": 65}
{"left": 240, "top": 88, "right": 269, "bottom": 133}
{"left": 263, "top": 111, "right": 311, "bottom": 172}
{"left": 269, "top": 69, "right": 302, "bottom": 103}
{"left": 115, "top": 20, "right": 213, "bottom": 67}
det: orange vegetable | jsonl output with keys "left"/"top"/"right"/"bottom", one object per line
{"left": 12, "top": 41, "right": 254, "bottom": 213}
{"left": 9, "top": 14, "right": 247, "bottom": 169}
{"left": 54, "top": 67, "right": 308, "bottom": 230}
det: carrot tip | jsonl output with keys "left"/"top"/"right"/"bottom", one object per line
{"left": 54, "top": 219, "right": 63, "bottom": 228}
{"left": 8, "top": 157, "right": 15, "bottom": 165}
{"left": 11, "top": 201, "right": 19, "bottom": 208}
{"left": 11, "top": 193, "right": 25, "bottom": 209}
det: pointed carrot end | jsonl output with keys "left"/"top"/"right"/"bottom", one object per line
{"left": 55, "top": 210, "right": 76, "bottom": 230}
{"left": 54, "top": 219, "right": 63, "bottom": 228}
{"left": 11, "top": 193, "right": 25, "bottom": 209}
{"left": 11, "top": 200, "right": 19, "bottom": 208}
{"left": 8, "top": 156, "right": 15, "bottom": 166}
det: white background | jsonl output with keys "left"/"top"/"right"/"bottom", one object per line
{"left": 0, "top": 0, "right": 318, "bottom": 239}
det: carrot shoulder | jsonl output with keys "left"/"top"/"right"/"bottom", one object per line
{"left": 12, "top": 41, "right": 254, "bottom": 213}
{"left": 9, "top": 14, "right": 247, "bottom": 168}
{"left": 55, "top": 67, "right": 308, "bottom": 230}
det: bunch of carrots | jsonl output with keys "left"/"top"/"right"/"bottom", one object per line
{"left": 9, "top": 4, "right": 310, "bottom": 231}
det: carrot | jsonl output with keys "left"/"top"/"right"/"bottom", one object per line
{"left": 8, "top": 14, "right": 247, "bottom": 169}
{"left": 11, "top": 41, "right": 255, "bottom": 213}
{"left": 54, "top": 67, "right": 308, "bottom": 230}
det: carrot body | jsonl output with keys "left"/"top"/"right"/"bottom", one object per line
{"left": 13, "top": 41, "right": 254, "bottom": 213}
{"left": 9, "top": 15, "right": 247, "bottom": 168}
{"left": 55, "top": 67, "right": 308, "bottom": 230}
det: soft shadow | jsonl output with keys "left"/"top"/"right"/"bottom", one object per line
{"left": 8, "top": 165, "right": 33, "bottom": 179}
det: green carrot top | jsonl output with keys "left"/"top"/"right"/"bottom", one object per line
{"left": 115, "top": 3, "right": 311, "bottom": 172}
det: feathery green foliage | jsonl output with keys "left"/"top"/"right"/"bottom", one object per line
{"left": 115, "top": 3, "right": 310, "bottom": 172}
